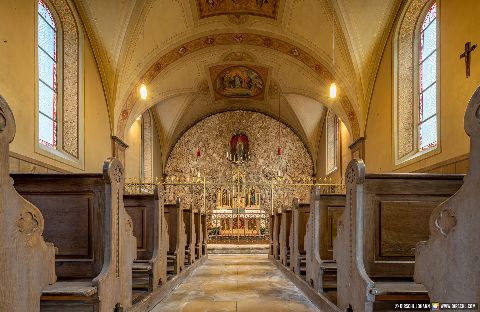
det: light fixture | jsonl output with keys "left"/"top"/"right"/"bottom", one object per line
{"left": 329, "top": 13, "right": 337, "bottom": 99}
{"left": 140, "top": 83, "right": 148, "bottom": 100}
{"left": 329, "top": 82, "right": 337, "bottom": 99}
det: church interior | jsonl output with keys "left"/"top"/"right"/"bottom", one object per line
{"left": 1, "top": 0, "right": 479, "bottom": 311}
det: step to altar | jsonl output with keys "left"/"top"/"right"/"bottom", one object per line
{"left": 207, "top": 244, "right": 269, "bottom": 254}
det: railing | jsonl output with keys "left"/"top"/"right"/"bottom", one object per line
{"left": 124, "top": 177, "right": 345, "bottom": 244}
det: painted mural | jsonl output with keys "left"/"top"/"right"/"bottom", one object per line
{"left": 197, "top": 0, "right": 278, "bottom": 19}
{"left": 211, "top": 65, "right": 267, "bottom": 100}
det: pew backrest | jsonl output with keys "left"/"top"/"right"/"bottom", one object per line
{"left": 164, "top": 198, "right": 186, "bottom": 271}
{"left": 12, "top": 158, "right": 136, "bottom": 310}
{"left": 124, "top": 193, "right": 156, "bottom": 260}
{"left": 13, "top": 173, "right": 109, "bottom": 279}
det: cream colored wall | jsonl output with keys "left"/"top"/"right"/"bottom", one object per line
{"left": 316, "top": 119, "right": 327, "bottom": 179}
{"left": 364, "top": 36, "right": 393, "bottom": 172}
{"left": 340, "top": 121, "right": 352, "bottom": 177}
{"left": 125, "top": 119, "right": 141, "bottom": 180}
{"left": 365, "top": 0, "right": 479, "bottom": 173}
{"left": 84, "top": 44, "right": 112, "bottom": 172}
{"left": 316, "top": 118, "right": 351, "bottom": 182}
{"left": 0, "top": 0, "right": 111, "bottom": 173}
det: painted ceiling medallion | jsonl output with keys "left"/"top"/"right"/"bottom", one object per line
{"left": 197, "top": 0, "right": 278, "bottom": 19}
{"left": 211, "top": 65, "right": 267, "bottom": 100}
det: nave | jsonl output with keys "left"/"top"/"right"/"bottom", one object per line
{"left": 2, "top": 0, "right": 480, "bottom": 311}
{"left": 150, "top": 254, "right": 319, "bottom": 312}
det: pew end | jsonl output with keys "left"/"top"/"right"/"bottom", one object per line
{"left": 305, "top": 185, "right": 345, "bottom": 292}
{"left": 0, "top": 95, "right": 56, "bottom": 311}
{"left": 334, "top": 159, "right": 464, "bottom": 312}
{"left": 414, "top": 86, "right": 480, "bottom": 304}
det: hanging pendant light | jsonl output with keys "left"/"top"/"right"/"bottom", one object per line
{"left": 139, "top": 13, "right": 148, "bottom": 101}
{"left": 329, "top": 13, "right": 337, "bottom": 99}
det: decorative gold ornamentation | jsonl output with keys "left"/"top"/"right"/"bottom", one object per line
{"left": 222, "top": 51, "right": 255, "bottom": 62}
{"left": 196, "top": 0, "right": 279, "bottom": 19}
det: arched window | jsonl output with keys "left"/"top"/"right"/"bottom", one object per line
{"left": 418, "top": 2, "right": 437, "bottom": 150}
{"left": 393, "top": 0, "right": 439, "bottom": 166}
{"left": 36, "top": 0, "right": 84, "bottom": 168}
{"left": 326, "top": 109, "right": 339, "bottom": 175}
{"left": 38, "top": 0, "right": 58, "bottom": 149}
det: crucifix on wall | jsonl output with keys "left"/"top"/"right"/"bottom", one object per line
{"left": 460, "top": 41, "right": 477, "bottom": 78}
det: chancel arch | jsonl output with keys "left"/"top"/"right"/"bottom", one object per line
{"left": 115, "top": 33, "right": 361, "bottom": 142}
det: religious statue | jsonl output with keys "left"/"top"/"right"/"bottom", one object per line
{"left": 227, "top": 132, "right": 250, "bottom": 164}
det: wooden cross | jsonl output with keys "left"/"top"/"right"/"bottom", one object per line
{"left": 460, "top": 42, "right": 477, "bottom": 78}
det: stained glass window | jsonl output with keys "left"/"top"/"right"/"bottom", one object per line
{"left": 326, "top": 110, "right": 338, "bottom": 174}
{"left": 38, "top": 0, "right": 57, "bottom": 149}
{"left": 418, "top": 2, "right": 437, "bottom": 151}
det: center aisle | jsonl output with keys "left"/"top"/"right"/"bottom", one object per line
{"left": 150, "top": 254, "right": 320, "bottom": 312}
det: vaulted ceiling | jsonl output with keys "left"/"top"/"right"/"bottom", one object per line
{"left": 73, "top": 0, "right": 401, "bottom": 164}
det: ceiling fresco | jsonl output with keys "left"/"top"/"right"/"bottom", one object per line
{"left": 196, "top": 0, "right": 279, "bottom": 19}
{"left": 211, "top": 65, "right": 267, "bottom": 100}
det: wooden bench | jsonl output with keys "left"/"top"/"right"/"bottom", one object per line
{"left": 290, "top": 198, "right": 310, "bottom": 279}
{"left": 279, "top": 206, "right": 292, "bottom": 267}
{"left": 334, "top": 159, "right": 464, "bottom": 312}
{"left": 164, "top": 198, "right": 186, "bottom": 276}
{"left": 183, "top": 204, "right": 196, "bottom": 265}
{"left": 272, "top": 208, "right": 282, "bottom": 260}
{"left": 12, "top": 158, "right": 137, "bottom": 312}
{"left": 305, "top": 186, "right": 345, "bottom": 291}
{"left": 414, "top": 86, "right": 480, "bottom": 304}
{"left": 193, "top": 208, "right": 203, "bottom": 260}
{"left": 124, "top": 185, "right": 168, "bottom": 292}
{"left": 0, "top": 95, "right": 56, "bottom": 311}
{"left": 201, "top": 212, "right": 208, "bottom": 256}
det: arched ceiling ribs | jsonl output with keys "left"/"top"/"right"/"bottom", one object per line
{"left": 116, "top": 32, "right": 361, "bottom": 141}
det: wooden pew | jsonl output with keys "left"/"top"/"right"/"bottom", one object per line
{"left": 272, "top": 208, "right": 282, "bottom": 260}
{"left": 201, "top": 212, "right": 208, "bottom": 256}
{"left": 305, "top": 186, "right": 345, "bottom": 292}
{"left": 183, "top": 204, "right": 196, "bottom": 265}
{"left": 193, "top": 208, "right": 202, "bottom": 260}
{"left": 269, "top": 212, "right": 274, "bottom": 256}
{"left": 279, "top": 205, "right": 292, "bottom": 267}
{"left": 12, "top": 158, "right": 137, "bottom": 312}
{"left": 124, "top": 185, "right": 168, "bottom": 292}
{"left": 290, "top": 198, "right": 310, "bottom": 279}
{"left": 164, "top": 198, "right": 186, "bottom": 276}
{"left": 334, "top": 159, "right": 464, "bottom": 312}
{"left": 414, "top": 86, "right": 480, "bottom": 304}
{"left": 0, "top": 95, "right": 56, "bottom": 311}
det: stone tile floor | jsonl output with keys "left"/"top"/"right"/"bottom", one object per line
{"left": 150, "top": 254, "right": 320, "bottom": 312}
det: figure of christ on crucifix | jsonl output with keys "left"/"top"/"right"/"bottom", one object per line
{"left": 460, "top": 41, "right": 477, "bottom": 78}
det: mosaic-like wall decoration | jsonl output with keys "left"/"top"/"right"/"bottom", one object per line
{"left": 164, "top": 110, "right": 313, "bottom": 212}
{"left": 211, "top": 65, "right": 266, "bottom": 100}
{"left": 196, "top": 0, "right": 279, "bottom": 19}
